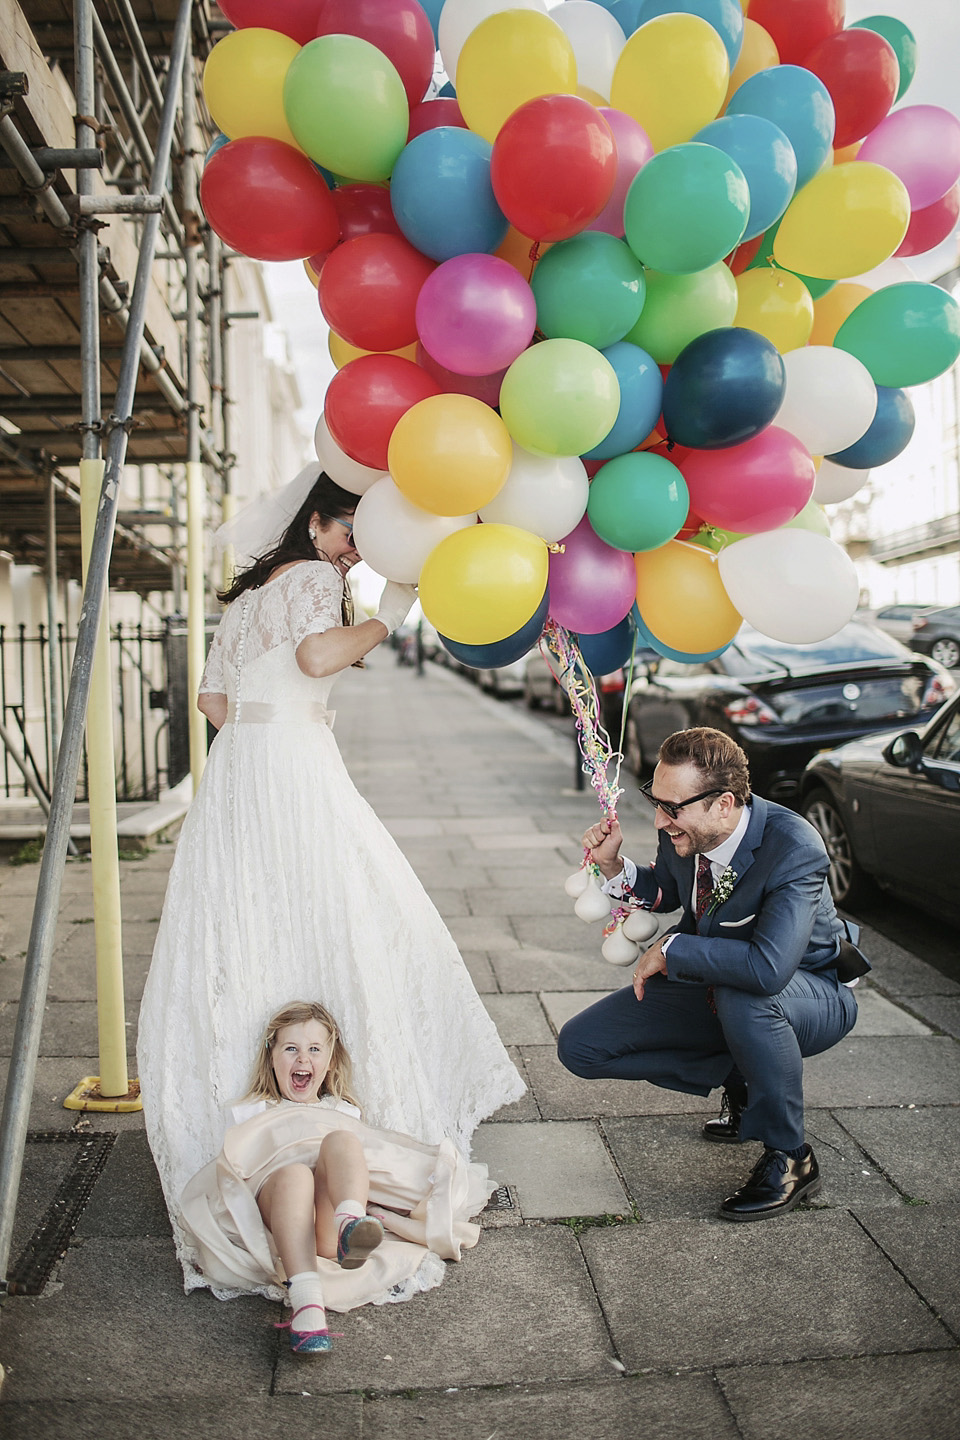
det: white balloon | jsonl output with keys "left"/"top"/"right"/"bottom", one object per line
{"left": 563, "top": 867, "right": 591, "bottom": 898}
{"left": 602, "top": 925, "right": 640, "bottom": 966}
{"left": 718, "top": 531, "right": 860, "bottom": 644}
{"left": 813, "top": 458, "right": 870, "bottom": 505}
{"left": 479, "top": 444, "right": 589, "bottom": 542}
{"left": 774, "top": 347, "right": 877, "bottom": 457}
{"left": 550, "top": 1, "right": 625, "bottom": 99}
{"left": 574, "top": 875, "right": 613, "bottom": 922}
{"left": 352, "top": 478, "right": 476, "bottom": 583}
{"left": 845, "top": 258, "right": 918, "bottom": 290}
{"left": 314, "top": 414, "right": 386, "bottom": 496}
{"left": 438, "top": 0, "right": 548, "bottom": 82}
{"left": 621, "top": 907, "right": 659, "bottom": 943}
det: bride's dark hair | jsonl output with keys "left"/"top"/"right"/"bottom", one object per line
{"left": 217, "top": 472, "right": 358, "bottom": 629}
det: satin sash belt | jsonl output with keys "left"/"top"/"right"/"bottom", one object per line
{"left": 226, "top": 700, "right": 334, "bottom": 728}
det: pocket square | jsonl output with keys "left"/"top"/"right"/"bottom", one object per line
{"left": 719, "top": 914, "right": 756, "bottom": 929}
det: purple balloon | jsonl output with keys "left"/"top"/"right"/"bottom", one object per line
{"left": 589, "top": 109, "right": 655, "bottom": 238}
{"left": 548, "top": 515, "right": 637, "bottom": 635}
{"left": 416, "top": 342, "right": 507, "bottom": 407}
{"left": 415, "top": 253, "right": 537, "bottom": 376}
{"left": 858, "top": 105, "right": 960, "bottom": 209}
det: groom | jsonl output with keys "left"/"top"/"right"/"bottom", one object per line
{"left": 557, "top": 727, "right": 868, "bottom": 1221}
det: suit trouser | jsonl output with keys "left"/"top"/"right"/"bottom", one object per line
{"left": 557, "top": 969, "right": 858, "bottom": 1151}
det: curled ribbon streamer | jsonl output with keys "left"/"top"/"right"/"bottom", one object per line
{"left": 541, "top": 619, "right": 625, "bottom": 821}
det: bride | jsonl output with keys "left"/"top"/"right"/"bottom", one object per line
{"left": 137, "top": 467, "right": 525, "bottom": 1287}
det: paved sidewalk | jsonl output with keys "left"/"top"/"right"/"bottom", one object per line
{"left": 0, "top": 656, "right": 958, "bottom": 1439}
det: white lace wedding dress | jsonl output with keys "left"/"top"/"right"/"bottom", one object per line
{"left": 137, "top": 561, "right": 524, "bottom": 1288}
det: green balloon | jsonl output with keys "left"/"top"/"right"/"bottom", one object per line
{"left": 500, "top": 340, "right": 620, "bottom": 458}
{"left": 531, "top": 232, "right": 646, "bottom": 350}
{"left": 689, "top": 523, "right": 745, "bottom": 553}
{"left": 834, "top": 282, "right": 960, "bottom": 388}
{"left": 283, "top": 36, "right": 408, "bottom": 183}
{"left": 623, "top": 263, "right": 738, "bottom": 364}
{"left": 785, "top": 501, "right": 830, "bottom": 537}
{"left": 624, "top": 143, "right": 750, "bottom": 275}
{"left": 747, "top": 220, "right": 834, "bottom": 301}
{"left": 850, "top": 16, "right": 917, "bottom": 102}
{"left": 587, "top": 452, "right": 689, "bottom": 554}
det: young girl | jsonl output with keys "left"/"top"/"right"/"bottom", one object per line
{"left": 179, "top": 1002, "right": 497, "bottom": 1355}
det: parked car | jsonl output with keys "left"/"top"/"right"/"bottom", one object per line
{"left": 909, "top": 604, "right": 960, "bottom": 671}
{"left": 477, "top": 656, "right": 528, "bottom": 698}
{"left": 800, "top": 689, "right": 960, "bottom": 921}
{"left": 858, "top": 602, "right": 939, "bottom": 644}
{"left": 523, "top": 648, "right": 569, "bottom": 713}
{"left": 622, "top": 620, "right": 956, "bottom": 803}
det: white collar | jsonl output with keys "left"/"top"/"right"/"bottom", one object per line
{"left": 701, "top": 803, "right": 751, "bottom": 870}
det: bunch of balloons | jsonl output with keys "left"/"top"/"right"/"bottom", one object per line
{"left": 200, "top": 0, "right": 960, "bottom": 660}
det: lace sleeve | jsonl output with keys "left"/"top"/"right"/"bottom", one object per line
{"left": 288, "top": 562, "right": 344, "bottom": 648}
{"left": 198, "top": 621, "right": 227, "bottom": 694}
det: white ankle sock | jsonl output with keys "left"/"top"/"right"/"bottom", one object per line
{"left": 334, "top": 1199, "right": 366, "bottom": 1236}
{"left": 287, "top": 1271, "right": 327, "bottom": 1333}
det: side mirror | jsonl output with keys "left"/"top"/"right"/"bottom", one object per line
{"left": 884, "top": 731, "right": 924, "bottom": 770}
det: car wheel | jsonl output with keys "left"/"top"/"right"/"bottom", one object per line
{"left": 930, "top": 636, "right": 960, "bottom": 669}
{"left": 624, "top": 713, "right": 644, "bottom": 776}
{"left": 802, "top": 787, "right": 871, "bottom": 908}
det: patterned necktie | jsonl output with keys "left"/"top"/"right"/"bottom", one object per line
{"left": 695, "top": 854, "right": 713, "bottom": 929}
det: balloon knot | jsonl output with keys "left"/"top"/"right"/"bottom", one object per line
{"left": 547, "top": 542, "right": 566, "bottom": 554}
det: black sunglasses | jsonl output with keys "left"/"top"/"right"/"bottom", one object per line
{"left": 639, "top": 779, "right": 726, "bottom": 821}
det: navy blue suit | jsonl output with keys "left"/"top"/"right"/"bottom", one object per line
{"left": 557, "top": 796, "right": 859, "bottom": 1149}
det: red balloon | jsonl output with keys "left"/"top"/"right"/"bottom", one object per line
{"left": 896, "top": 181, "right": 960, "bottom": 258}
{"left": 332, "top": 184, "right": 403, "bottom": 243}
{"left": 200, "top": 138, "right": 339, "bottom": 262}
{"left": 678, "top": 427, "right": 816, "bottom": 534}
{"left": 318, "top": 233, "right": 435, "bottom": 352}
{"left": 677, "top": 506, "right": 707, "bottom": 541}
{"left": 408, "top": 98, "right": 467, "bottom": 142}
{"left": 726, "top": 234, "right": 764, "bottom": 274}
{"left": 324, "top": 355, "right": 440, "bottom": 470}
{"left": 747, "top": 0, "right": 845, "bottom": 67}
{"left": 416, "top": 343, "right": 507, "bottom": 408}
{"left": 802, "top": 29, "right": 898, "bottom": 148}
{"left": 490, "top": 95, "right": 617, "bottom": 243}
{"left": 218, "top": 0, "right": 326, "bottom": 44}
{"left": 315, "top": 0, "right": 435, "bottom": 107}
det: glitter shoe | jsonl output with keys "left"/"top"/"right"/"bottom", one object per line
{"left": 337, "top": 1214, "right": 384, "bottom": 1269}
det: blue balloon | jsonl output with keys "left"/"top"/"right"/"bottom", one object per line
{"left": 418, "top": 0, "right": 445, "bottom": 44}
{"left": 662, "top": 328, "right": 785, "bottom": 450}
{"left": 204, "top": 133, "right": 230, "bottom": 168}
{"left": 726, "top": 65, "right": 835, "bottom": 189}
{"left": 693, "top": 114, "right": 797, "bottom": 241}
{"left": 576, "top": 617, "right": 635, "bottom": 676}
{"left": 827, "top": 387, "right": 915, "bottom": 469}
{"left": 638, "top": 0, "right": 743, "bottom": 68}
{"left": 390, "top": 127, "right": 508, "bottom": 262}
{"left": 609, "top": 0, "right": 646, "bottom": 33}
{"left": 440, "top": 588, "right": 549, "bottom": 670}
{"left": 582, "top": 341, "right": 664, "bottom": 461}
{"left": 634, "top": 607, "right": 733, "bottom": 664}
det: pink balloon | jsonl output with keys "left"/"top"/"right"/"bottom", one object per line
{"left": 678, "top": 428, "right": 816, "bottom": 534}
{"left": 589, "top": 109, "right": 654, "bottom": 238}
{"left": 895, "top": 182, "right": 960, "bottom": 258}
{"left": 416, "top": 343, "right": 507, "bottom": 407}
{"left": 547, "top": 516, "right": 637, "bottom": 635}
{"left": 408, "top": 98, "right": 467, "bottom": 142}
{"left": 858, "top": 105, "right": 960, "bottom": 209}
{"left": 416, "top": 254, "right": 537, "bottom": 376}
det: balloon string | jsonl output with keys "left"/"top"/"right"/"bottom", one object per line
{"left": 527, "top": 240, "right": 541, "bottom": 279}
{"left": 541, "top": 619, "right": 624, "bottom": 821}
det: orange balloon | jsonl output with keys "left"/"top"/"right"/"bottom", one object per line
{"left": 494, "top": 225, "right": 553, "bottom": 280}
{"left": 833, "top": 140, "right": 863, "bottom": 164}
{"left": 809, "top": 282, "right": 871, "bottom": 346}
{"left": 724, "top": 18, "right": 779, "bottom": 109}
{"left": 635, "top": 541, "right": 741, "bottom": 654}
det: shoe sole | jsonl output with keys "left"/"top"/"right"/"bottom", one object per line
{"left": 718, "top": 1175, "right": 822, "bottom": 1222}
{"left": 702, "top": 1129, "right": 743, "bottom": 1144}
{"left": 338, "top": 1217, "right": 384, "bottom": 1269}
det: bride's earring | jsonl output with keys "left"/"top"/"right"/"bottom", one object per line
{"left": 309, "top": 528, "right": 317, "bottom": 541}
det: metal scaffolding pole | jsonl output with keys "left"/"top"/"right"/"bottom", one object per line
{"left": 45, "top": 472, "right": 62, "bottom": 767}
{"left": 0, "top": 0, "right": 194, "bottom": 1287}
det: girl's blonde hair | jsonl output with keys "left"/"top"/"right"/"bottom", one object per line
{"left": 247, "top": 1001, "right": 360, "bottom": 1110}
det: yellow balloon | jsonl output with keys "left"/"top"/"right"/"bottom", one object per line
{"left": 388, "top": 394, "right": 513, "bottom": 516}
{"left": 773, "top": 162, "right": 910, "bottom": 281}
{"left": 635, "top": 542, "right": 741, "bottom": 654}
{"left": 577, "top": 84, "right": 607, "bottom": 107}
{"left": 328, "top": 332, "right": 418, "bottom": 368}
{"left": 611, "top": 14, "right": 729, "bottom": 153}
{"left": 419, "top": 523, "right": 548, "bottom": 645}
{"left": 202, "top": 28, "right": 301, "bottom": 148}
{"left": 809, "top": 282, "right": 871, "bottom": 346}
{"left": 724, "top": 19, "right": 779, "bottom": 110}
{"left": 456, "top": 11, "right": 577, "bottom": 144}
{"left": 735, "top": 268, "right": 814, "bottom": 352}
{"left": 304, "top": 257, "right": 321, "bottom": 287}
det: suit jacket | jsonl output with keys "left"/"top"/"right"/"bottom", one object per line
{"left": 625, "top": 795, "right": 848, "bottom": 997}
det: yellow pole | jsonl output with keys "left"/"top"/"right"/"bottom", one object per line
{"left": 186, "top": 459, "right": 208, "bottom": 792}
{"left": 79, "top": 458, "right": 128, "bottom": 1099}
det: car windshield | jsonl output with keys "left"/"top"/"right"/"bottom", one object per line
{"left": 730, "top": 622, "right": 910, "bottom": 675}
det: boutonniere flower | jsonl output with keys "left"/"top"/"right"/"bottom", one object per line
{"left": 707, "top": 867, "right": 737, "bottom": 915}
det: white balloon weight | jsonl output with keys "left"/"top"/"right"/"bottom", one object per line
{"left": 602, "top": 924, "right": 640, "bottom": 966}
{"left": 813, "top": 458, "right": 870, "bottom": 505}
{"left": 563, "top": 866, "right": 592, "bottom": 898}
{"left": 314, "top": 413, "right": 387, "bottom": 496}
{"left": 774, "top": 348, "right": 877, "bottom": 457}
{"left": 621, "top": 907, "right": 659, "bottom": 943}
{"left": 718, "top": 530, "right": 860, "bottom": 644}
{"left": 352, "top": 478, "right": 477, "bottom": 583}
{"left": 479, "top": 444, "right": 589, "bottom": 543}
{"left": 438, "top": 0, "right": 548, "bottom": 80}
{"left": 550, "top": 1, "right": 626, "bottom": 100}
{"left": 574, "top": 874, "right": 613, "bottom": 923}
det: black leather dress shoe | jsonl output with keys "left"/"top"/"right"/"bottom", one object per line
{"left": 702, "top": 1088, "right": 745, "bottom": 1143}
{"left": 719, "top": 1145, "right": 821, "bottom": 1222}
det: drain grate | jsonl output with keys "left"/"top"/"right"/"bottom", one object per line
{"left": 6, "top": 1131, "right": 117, "bottom": 1295}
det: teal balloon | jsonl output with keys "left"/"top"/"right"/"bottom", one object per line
{"left": 850, "top": 16, "right": 917, "bottom": 102}
{"left": 834, "top": 282, "right": 960, "bottom": 388}
{"left": 587, "top": 452, "right": 688, "bottom": 554}
{"left": 531, "top": 232, "right": 646, "bottom": 349}
{"left": 746, "top": 219, "right": 834, "bottom": 301}
{"left": 623, "top": 143, "right": 750, "bottom": 275}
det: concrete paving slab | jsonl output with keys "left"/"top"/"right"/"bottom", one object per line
{"left": 0, "top": 1058, "right": 146, "bottom": 1134}
{"left": 850, "top": 985, "right": 931, "bottom": 1036}
{"left": 363, "top": 1373, "right": 740, "bottom": 1440}
{"left": 418, "top": 887, "right": 470, "bottom": 918}
{"left": 485, "top": 1047, "right": 540, "bottom": 1123}
{"left": 8, "top": 1135, "right": 78, "bottom": 1263}
{"left": 445, "top": 916, "right": 520, "bottom": 951}
{"left": 0, "top": 1396, "right": 363, "bottom": 1440}
{"left": 0, "top": 999, "right": 139, "bottom": 1058}
{"left": 459, "top": 949, "right": 498, "bottom": 994}
{"left": 491, "top": 947, "right": 617, "bottom": 993}
{"left": 720, "top": 1350, "right": 960, "bottom": 1440}
{"left": 381, "top": 818, "right": 445, "bottom": 837}
{"left": 860, "top": 928, "right": 960, "bottom": 998}
{"left": 853, "top": 1203, "right": 960, "bottom": 1335}
{"left": 471, "top": 1120, "right": 628, "bottom": 1219}
{"left": 273, "top": 1227, "right": 613, "bottom": 1394}
{"left": 74, "top": 1132, "right": 170, "bottom": 1240}
{"left": 540, "top": 989, "right": 621, "bottom": 1034}
{"left": 482, "top": 993, "right": 553, "bottom": 1046}
{"left": 804, "top": 1037, "right": 960, "bottom": 1107}
{"left": 441, "top": 816, "right": 540, "bottom": 835}
{"left": 466, "top": 887, "right": 564, "bottom": 916}
{"left": 521, "top": 1044, "right": 715, "bottom": 1121}
{"left": 904, "top": 994, "right": 960, "bottom": 1040}
{"left": 833, "top": 1106, "right": 960, "bottom": 1201}
{"left": 512, "top": 915, "right": 610, "bottom": 953}
{"left": 471, "top": 833, "right": 574, "bottom": 851}
{"left": 581, "top": 1211, "right": 953, "bottom": 1372}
